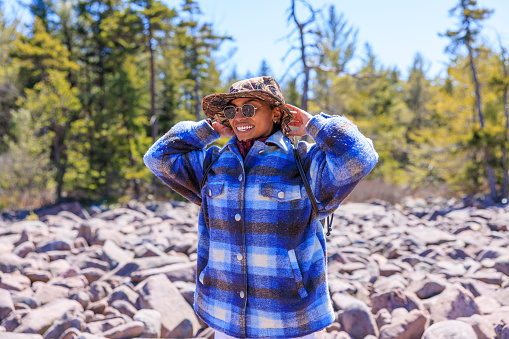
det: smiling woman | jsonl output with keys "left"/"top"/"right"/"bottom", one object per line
{"left": 226, "top": 98, "right": 280, "bottom": 140}
{"left": 144, "top": 75, "right": 379, "bottom": 339}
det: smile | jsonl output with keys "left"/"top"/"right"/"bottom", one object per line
{"left": 237, "top": 125, "right": 254, "bottom": 132}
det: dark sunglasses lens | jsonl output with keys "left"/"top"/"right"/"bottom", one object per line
{"left": 242, "top": 104, "right": 255, "bottom": 117}
{"left": 224, "top": 106, "right": 237, "bottom": 119}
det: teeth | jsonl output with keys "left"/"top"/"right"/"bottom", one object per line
{"left": 237, "top": 125, "right": 254, "bottom": 132}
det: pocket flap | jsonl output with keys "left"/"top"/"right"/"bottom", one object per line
{"left": 260, "top": 183, "right": 301, "bottom": 202}
{"left": 206, "top": 182, "right": 224, "bottom": 199}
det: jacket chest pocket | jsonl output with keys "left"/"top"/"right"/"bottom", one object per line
{"left": 259, "top": 183, "right": 302, "bottom": 202}
{"left": 205, "top": 182, "right": 224, "bottom": 199}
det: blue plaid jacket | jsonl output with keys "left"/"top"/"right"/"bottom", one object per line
{"left": 144, "top": 113, "right": 378, "bottom": 338}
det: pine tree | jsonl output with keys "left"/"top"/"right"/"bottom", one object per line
{"left": 441, "top": 0, "right": 498, "bottom": 200}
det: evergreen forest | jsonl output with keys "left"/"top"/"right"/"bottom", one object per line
{"left": 0, "top": 0, "right": 508, "bottom": 210}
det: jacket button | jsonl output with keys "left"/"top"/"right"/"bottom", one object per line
{"left": 238, "top": 174, "right": 242, "bottom": 181}
{"left": 258, "top": 150, "right": 265, "bottom": 155}
{"left": 278, "top": 191, "right": 285, "bottom": 199}
{"left": 240, "top": 291, "right": 245, "bottom": 298}
{"left": 235, "top": 214, "right": 241, "bottom": 221}
{"left": 208, "top": 189, "right": 212, "bottom": 196}
{"left": 237, "top": 253, "right": 243, "bottom": 261}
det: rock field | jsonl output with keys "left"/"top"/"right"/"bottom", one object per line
{"left": 0, "top": 197, "right": 508, "bottom": 339}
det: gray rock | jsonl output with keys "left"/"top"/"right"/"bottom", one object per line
{"left": 42, "top": 312, "right": 85, "bottom": 339}
{"left": 371, "top": 288, "right": 424, "bottom": 314}
{"left": 407, "top": 227, "right": 456, "bottom": 246}
{"left": 107, "top": 285, "right": 138, "bottom": 308}
{"left": 8, "top": 220, "right": 49, "bottom": 237}
{"left": 422, "top": 320, "right": 478, "bottom": 339}
{"left": 101, "top": 255, "right": 188, "bottom": 279}
{"left": 430, "top": 284, "right": 481, "bottom": 323}
{"left": 85, "top": 317, "right": 125, "bottom": 334}
{"left": 136, "top": 274, "right": 201, "bottom": 338}
{"left": 110, "top": 300, "right": 136, "bottom": 318}
{"left": 457, "top": 314, "right": 496, "bottom": 339}
{"left": 494, "top": 255, "right": 509, "bottom": 276}
{"left": 36, "top": 238, "right": 73, "bottom": 253}
{"left": 0, "top": 273, "right": 30, "bottom": 291}
{"left": 375, "top": 308, "right": 391, "bottom": 329}
{"left": 91, "top": 228, "right": 125, "bottom": 247}
{"left": 13, "top": 242, "right": 35, "bottom": 258}
{"left": 13, "top": 299, "right": 83, "bottom": 334}
{"left": 379, "top": 309, "right": 428, "bottom": 339}
{"left": 10, "top": 295, "right": 39, "bottom": 309}
{"left": 80, "top": 267, "right": 106, "bottom": 284}
{"left": 102, "top": 321, "right": 144, "bottom": 339}
{"left": 0, "top": 290, "right": 14, "bottom": 321}
{"left": 131, "top": 261, "right": 196, "bottom": 283}
{"left": 475, "top": 295, "right": 501, "bottom": 314}
{"left": 88, "top": 281, "right": 112, "bottom": 302}
{"left": 173, "top": 281, "right": 195, "bottom": 306}
{"left": 22, "top": 269, "right": 52, "bottom": 283}
{"left": 0, "top": 253, "right": 27, "bottom": 273}
{"left": 0, "top": 334, "right": 44, "bottom": 339}
{"left": 33, "top": 285, "right": 69, "bottom": 305}
{"left": 497, "top": 324, "right": 509, "bottom": 339}
{"left": 133, "top": 309, "right": 161, "bottom": 338}
{"left": 100, "top": 240, "right": 134, "bottom": 269}
{"left": 411, "top": 276, "right": 446, "bottom": 299}
{"left": 340, "top": 298, "right": 378, "bottom": 339}
{"left": 134, "top": 243, "right": 168, "bottom": 258}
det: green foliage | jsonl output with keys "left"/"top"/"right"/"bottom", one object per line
{"left": 1, "top": 0, "right": 509, "bottom": 210}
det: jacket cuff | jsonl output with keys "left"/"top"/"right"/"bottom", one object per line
{"left": 306, "top": 113, "right": 338, "bottom": 141}
{"left": 195, "top": 119, "right": 220, "bottom": 146}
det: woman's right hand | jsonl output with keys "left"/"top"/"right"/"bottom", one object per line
{"left": 212, "top": 122, "right": 235, "bottom": 138}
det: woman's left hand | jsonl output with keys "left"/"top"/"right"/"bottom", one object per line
{"left": 286, "top": 104, "right": 313, "bottom": 136}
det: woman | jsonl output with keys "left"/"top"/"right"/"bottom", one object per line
{"left": 144, "top": 76, "right": 378, "bottom": 339}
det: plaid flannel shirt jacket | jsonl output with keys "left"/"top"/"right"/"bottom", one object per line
{"left": 143, "top": 113, "right": 378, "bottom": 338}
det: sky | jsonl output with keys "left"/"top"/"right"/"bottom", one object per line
{"left": 3, "top": 0, "right": 508, "bottom": 82}
{"left": 195, "top": 0, "right": 509, "bottom": 81}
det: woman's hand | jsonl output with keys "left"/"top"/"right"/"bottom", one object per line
{"left": 212, "top": 121, "right": 235, "bottom": 138}
{"left": 286, "top": 104, "right": 313, "bottom": 137}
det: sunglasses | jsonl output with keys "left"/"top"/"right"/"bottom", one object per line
{"left": 223, "top": 103, "right": 270, "bottom": 120}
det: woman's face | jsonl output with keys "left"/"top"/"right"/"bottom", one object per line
{"left": 228, "top": 98, "right": 280, "bottom": 141}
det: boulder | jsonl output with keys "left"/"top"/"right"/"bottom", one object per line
{"left": 422, "top": 320, "right": 478, "bottom": 339}
{"left": 0, "top": 289, "right": 14, "bottom": 321}
{"left": 371, "top": 288, "right": 424, "bottom": 314}
{"left": 33, "top": 284, "right": 69, "bottom": 305}
{"left": 136, "top": 274, "right": 201, "bottom": 338}
{"left": 133, "top": 309, "right": 161, "bottom": 338}
{"left": 102, "top": 321, "right": 144, "bottom": 339}
{"left": 100, "top": 240, "right": 134, "bottom": 269}
{"left": 131, "top": 261, "right": 196, "bottom": 283}
{"left": 430, "top": 284, "right": 480, "bottom": 323}
{"left": 379, "top": 309, "right": 429, "bottom": 339}
{"left": 13, "top": 299, "right": 83, "bottom": 334}
{"left": 340, "top": 298, "right": 378, "bottom": 339}
{"left": 457, "top": 314, "right": 496, "bottom": 339}
{"left": 107, "top": 285, "right": 139, "bottom": 307}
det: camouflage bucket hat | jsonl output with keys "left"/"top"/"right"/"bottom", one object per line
{"left": 201, "top": 76, "right": 293, "bottom": 139}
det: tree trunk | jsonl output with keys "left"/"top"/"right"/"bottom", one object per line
{"left": 503, "top": 83, "right": 508, "bottom": 198}
{"left": 467, "top": 42, "right": 498, "bottom": 201}
{"left": 148, "top": 23, "right": 157, "bottom": 143}
{"left": 147, "top": 16, "right": 158, "bottom": 193}
{"left": 194, "top": 69, "right": 200, "bottom": 121}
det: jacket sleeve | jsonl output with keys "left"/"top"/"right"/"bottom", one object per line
{"left": 143, "top": 120, "right": 220, "bottom": 205}
{"left": 300, "top": 113, "right": 378, "bottom": 219}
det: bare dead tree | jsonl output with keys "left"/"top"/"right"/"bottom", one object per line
{"left": 499, "top": 41, "right": 509, "bottom": 199}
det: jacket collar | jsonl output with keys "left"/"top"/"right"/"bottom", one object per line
{"left": 225, "top": 130, "right": 292, "bottom": 154}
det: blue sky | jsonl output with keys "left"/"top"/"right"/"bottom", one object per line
{"left": 196, "top": 0, "right": 509, "bottom": 81}
{"left": 3, "top": 0, "right": 508, "bottom": 81}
